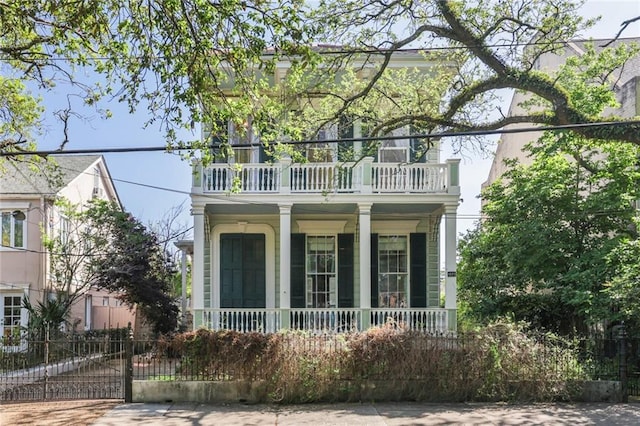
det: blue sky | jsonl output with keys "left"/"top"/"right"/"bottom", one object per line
{"left": 32, "top": 0, "right": 640, "bottom": 238}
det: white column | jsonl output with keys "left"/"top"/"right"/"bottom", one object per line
{"left": 192, "top": 205, "right": 205, "bottom": 329}
{"left": 444, "top": 205, "right": 457, "bottom": 330}
{"left": 180, "top": 249, "right": 188, "bottom": 326}
{"left": 279, "top": 203, "right": 292, "bottom": 309}
{"left": 358, "top": 203, "right": 372, "bottom": 309}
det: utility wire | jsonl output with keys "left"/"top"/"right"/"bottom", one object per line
{"left": 2, "top": 38, "right": 631, "bottom": 63}
{"left": 2, "top": 120, "right": 639, "bottom": 157}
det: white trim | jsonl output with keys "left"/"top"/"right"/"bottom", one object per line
{"left": 0, "top": 201, "right": 31, "bottom": 210}
{"left": 0, "top": 209, "right": 28, "bottom": 250}
{"left": 297, "top": 220, "right": 347, "bottom": 234}
{"left": 371, "top": 220, "right": 420, "bottom": 234}
{"left": 212, "top": 223, "right": 276, "bottom": 309}
{"left": 0, "top": 283, "right": 29, "bottom": 291}
{"left": 0, "top": 286, "right": 30, "bottom": 348}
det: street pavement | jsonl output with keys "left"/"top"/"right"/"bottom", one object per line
{"left": 91, "top": 401, "right": 640, "bottom": 425}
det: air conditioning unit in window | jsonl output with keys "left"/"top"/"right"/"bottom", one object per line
{"left": 92, "top": 187, "right": 103, "bottom": 198}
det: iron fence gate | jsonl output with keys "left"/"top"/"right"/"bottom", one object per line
{"left": 1, "top": 333, "right": 131, "bottom": 402}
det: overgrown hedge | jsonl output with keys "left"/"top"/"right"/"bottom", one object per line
{"left": 156, "top": 322, "right": 587, "bottom": 403}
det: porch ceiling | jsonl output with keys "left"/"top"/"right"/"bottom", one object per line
{"left": 204, "top": 202, "right": 443, "bottom": 216}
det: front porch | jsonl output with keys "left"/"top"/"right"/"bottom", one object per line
{"left": 194, "top": 307, "right": 452, "bottom": 334}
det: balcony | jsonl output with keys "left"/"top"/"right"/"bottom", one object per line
{"left": 195, "top": 158, "right": 459, "bottom": 195}
{"left": 195, "top": 308, "right": 451, "bottom": 334}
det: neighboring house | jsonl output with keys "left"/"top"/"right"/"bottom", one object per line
{"left": 189, "top": 51, "right": 462, "bottom": 334}
{"left": 484, "top": 37, "right": 640, "bottom": 190}
{"left": 0, "top": 155, "right": 135, "bottom": 345}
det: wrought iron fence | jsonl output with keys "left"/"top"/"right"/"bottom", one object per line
{"left": 3, "top": 326, "right": 640, "bottom": 402}
{"left": 1, "top": 330, "right": 129, "bottom": 402}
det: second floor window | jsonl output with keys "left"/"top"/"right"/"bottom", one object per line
{"left": 60, "top": 216, "right": 70, "bottom": 246}
{"left": 209, "top": 118, "right": 258, "bottom": 163}
{"left": 1, "top": 211, "right": 25, "bottom": 249}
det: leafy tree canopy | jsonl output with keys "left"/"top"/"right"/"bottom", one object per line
{"left": 458, "top": 41, "right": 640, "bottom": 334}
{"left": 1, "top": 0, "right": 640, "bottom": 162}
{"left": 458, "top": 136, "right": 640, "bottom": 334}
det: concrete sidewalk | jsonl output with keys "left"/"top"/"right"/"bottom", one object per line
{"left": 92, "top": 402, "right": 640, "bottom": 425}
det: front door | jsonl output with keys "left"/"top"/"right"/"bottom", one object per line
{"left": 220, "top": 234, "right": 266, "bottom": 308}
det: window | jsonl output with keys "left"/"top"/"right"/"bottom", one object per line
{"left": 229, "top": 118, "right": 255, "bottom": 163}
{"left": 102, "top": 297, "right": 109, "bottom": 306}
{"left": 306, "top": 128, "right": 334, "bottom": 162}
{"left": 93, "top": 167, "right": 102, "bottom": 197}
{"left": 306, "top": 236, "right": 337, "bottom": 308}
{"left": 84, "top": 295, "right": 92, "bottom": 330}
{"left": 2, "top": 295, "right": 23, "bottom": 345}
{"left": 1, "top": 211, "right": 25, "bottom": 249}
{"left": 60, "top": 216, "right": 70, "bottom": 246}
{"left": 378, "top": 128, "right": 410, "bottom": 163}
{"left": 378, "top": 236, "right": 408, "bottom": 308}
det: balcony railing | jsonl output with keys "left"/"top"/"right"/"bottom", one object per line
{"left": 195, "top": 158, "right": 459, "bottom": 195}
{"left": 195, "top": 308, "right": 451, "bottom": 334}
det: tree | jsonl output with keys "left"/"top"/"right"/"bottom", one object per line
{"left": 0, "top": 0, "right": 314, "bottom": 157}
{"left": 3, "top": 0, "right": 640, "bottom": 162}
{"left": 458, "top": 135, "right": 640, "bottom": 334}
{"left": 85, "top": 200, "right": 179, "bottom": 334}
{"left": 306, "top": 0, "right": 640, "bottom": 147}
{"left": 45, "top": 198, "right": 179, "bottom": 334}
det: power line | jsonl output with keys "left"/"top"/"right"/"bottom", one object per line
{"left": 2, "top": 120, "right": 638, "bottom": 157}
{"left": 0, "top": 39, "right": 608, "bottom": 63}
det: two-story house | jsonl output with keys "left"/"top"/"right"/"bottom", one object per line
{"left": 189, "top": 51, "right": 462, "bottom": 334}
{"left": 0, "top": 155, "right": 135, "bottom": 344}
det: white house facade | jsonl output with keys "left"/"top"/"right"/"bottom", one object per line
{"left": 190, "top": 139, "right": 461, "bottom": 334}
{"left": 189, "top": 51, "right": 461, "bottom": 334}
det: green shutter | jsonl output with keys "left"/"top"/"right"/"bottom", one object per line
{"left": 338, "top": 116, "right": 354, "bottom": 161}
{"left": 410, "top": 125, "right": 427, "bottom": 163}
{"left": 290, "top": 233, "right": 306, "bottom": 308}
{"left": 338, "top": 234, "right": 354, "bottom": 308}
{"left": 410, "top": 233, "right": 427, "bottom": 308}
{"left": 370, "top": 233, "right": 379, "bottom": 308}
{"left": 220, "top": 234, "right": 243, "bottom": 308}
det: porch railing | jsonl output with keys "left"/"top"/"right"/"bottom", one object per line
{"left": 290, "top": 163, "right": 358, "bottom": 193}
{"left": 201, "top": 309, "right": 281, "bottom": 333}
{"left": 196, "top": 159, "right": 456, "bottom": 195}
{"left": 202, "top": 164, "right": 280, "bottom": 193}
{"left": 196, "top": 308, "right": 450, "bottom": 334}
{"left": 370, "top": 308, "right": 448, "bottom": 332}
{"left": 290, "top": 309, "right": 362, "bottom": 333}
{"left": 371, "top": 163, "right": 447, "bottom": 193}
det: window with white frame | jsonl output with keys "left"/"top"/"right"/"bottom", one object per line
{"left": 208, "top": 118, "right": 258, "bottom": 163}
{"left": 229, "top": 118, "right": 255, "bottom": 163}
{"left": 378, "top": 128, "right": 410, "bottom": 163}
{"left": 2, "top": 295, "right": 23, "bottom": 345}
{"left": 378, "top": 235, "right": 408, "bottom": 308}
{"left": 306, "top": 127, "right": 334, "bottom": 162}
{"left": 306, "top": 236, "right": 337, "bottom": 308}
{"left": 60, "top": 216, "right": 70, "bottom": 246}
{"left": 1, "top": 211, "right": 25, "bottom": 249}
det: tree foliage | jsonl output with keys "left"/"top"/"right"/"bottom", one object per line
{"left": 45, "top": 198, "right": 179, "bottom": 334}
{"left": 458, "top": 136, "right": 640, "bottom": 334}
{"left": 0, "top": 0, "right": 315, "bottom": 156}
{"left": 310, "top": 0, "right": 640, "bottom": 148}
{"left": 2, "top": 0, "right": 640, "bottom": 161}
